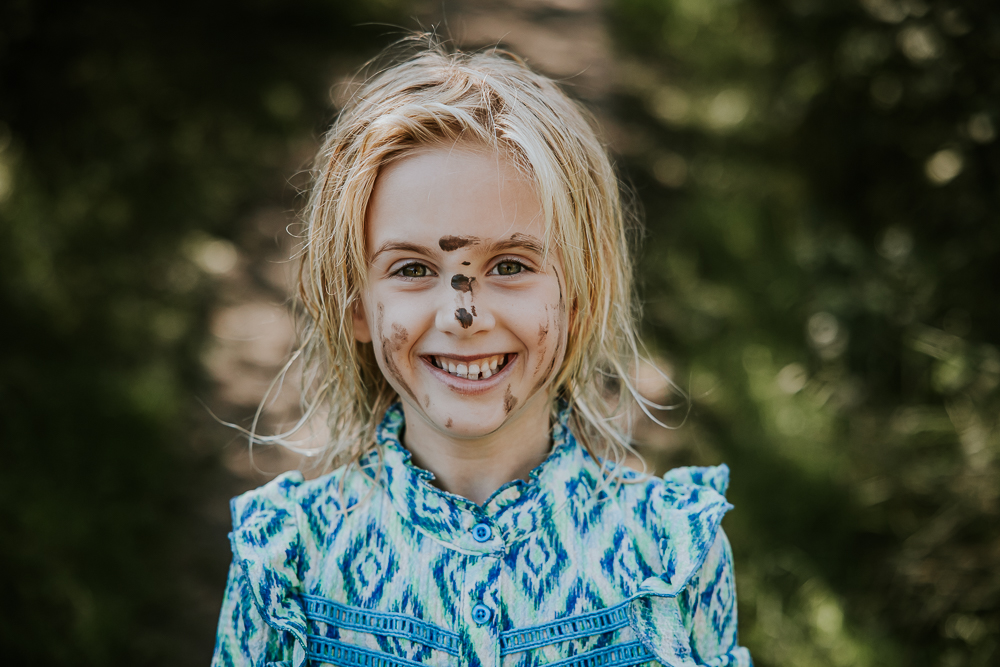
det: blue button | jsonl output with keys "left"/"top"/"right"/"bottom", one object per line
{"left": 471, "top": 603, "right": 493, "bottom": 625}
{"left": 471, "top": 522, "right": 492, "bottom": 542}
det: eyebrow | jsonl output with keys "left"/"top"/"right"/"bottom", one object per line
{"left": 370, "top": 241, "right": 436, "bottom": 263}
{"left": 370, "top": 233, "right": 546, "bottom": 263}
{"left": 482, "top": 233, "right": 545, "bottom": 257}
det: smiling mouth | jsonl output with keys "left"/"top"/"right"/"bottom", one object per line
{"left": 428, "top": 354, "right": 511, "bottom": 380}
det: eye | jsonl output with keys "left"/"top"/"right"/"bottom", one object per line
{"left": 396, "top": 263, "right": 431, "bottom": 278}
{"left": 494, "top": 260, "right": 524, "bottom": 276}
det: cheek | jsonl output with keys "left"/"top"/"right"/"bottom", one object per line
{"left": 533, "top": 305, "right": 552, "bottom": 374}
{"left": 528, "top": 301, "right": 567, "bottom": 393}
{"left": 373, "top": 301, "right": 418, "bottom": 401}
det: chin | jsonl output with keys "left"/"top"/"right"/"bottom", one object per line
{"left": 430, "top": 407, "right": 511, "bottom": 438}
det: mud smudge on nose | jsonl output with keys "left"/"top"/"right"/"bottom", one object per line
{"left": 439, "top": 235, "right": 480, "bottom": 251}
{"left": 461, "top": 261, "right": 471, "bottom": 266}
{"left": 504, "top": 384, "right": 518, "bottom": 414}
{"left": 455, "top": 308, "right": 473, "bottom": 328}
{"left": 451, "top": 274, "right": 475, "bottom": 293}
{"left": 445, "top": 418, "right": 453, "bottom": 428}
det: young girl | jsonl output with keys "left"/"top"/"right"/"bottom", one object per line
{"left": 212, "top": 40, "right": 752, "bottom": 667}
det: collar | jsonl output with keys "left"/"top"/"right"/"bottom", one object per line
{"left": 359, "top": 403, "right": 596, "bottom": 554}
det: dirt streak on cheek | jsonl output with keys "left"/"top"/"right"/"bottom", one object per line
{"left": 532, "top": 312, "right": 561, "bottom": 394}
{"left": 391, "top": 323, "right": 407, "bottom": 347}
{"left": 534, "top": 305, "right": 550, "bottom": 374}
{"left": 503, "top": 384, "right": 518, "bottom": 415}
{"left": 531, "top": 271, "right": 566, "bottom": 394}
{"left": 377, "top": 304, "right": 417, "bottom": 401}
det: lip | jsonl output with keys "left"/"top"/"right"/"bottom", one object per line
{"left": 421, "top": 353, "right": 518, "bottom": 395}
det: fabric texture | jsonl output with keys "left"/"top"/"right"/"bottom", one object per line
{"left": 211, "top": 404, "right": 753, "bottom": 667}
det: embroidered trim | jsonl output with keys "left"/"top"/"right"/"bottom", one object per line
{"left": 306, "top": 636, "right": 428, "bottom": 667}
{"left": 545, "top": 640, "right": 655, "bottom": 667}
{"left": 500, "top": 602, "right": 631, "bottom": 654}
{"left": 301, "top": 595, "right": 460, "bottom": 656}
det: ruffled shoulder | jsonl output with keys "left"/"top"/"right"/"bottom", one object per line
{"left": 662, "top": 464, "right": 730, "bottom": 497}
{"left": 631, "top": 464, "right": 733, "bottom": 598}
{"left": 229, "top": 471, "right": 309, "bottom": 663}
{"left": 626, "top": 464, "right": 750, "bottom": 667}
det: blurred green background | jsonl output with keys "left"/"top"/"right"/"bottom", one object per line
{"left": 1, "top": 0, "right": 996, "bottom": 665}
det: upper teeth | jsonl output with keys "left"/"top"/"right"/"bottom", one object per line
{"left": 432, "top": 354, "right": 505, "bottom": 379}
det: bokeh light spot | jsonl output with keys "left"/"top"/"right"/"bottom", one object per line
{"left": 925, "top": 149, "right": 963, "bottom": 185}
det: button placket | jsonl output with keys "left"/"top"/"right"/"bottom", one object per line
{"left": 462, "top": 550, "right": 502, "bottom": 667}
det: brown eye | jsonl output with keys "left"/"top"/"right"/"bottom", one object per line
{"left": 495, "top": 261, "right": 523, "bottom": 276}
{"left": 399, "top": 264, "right": 429, "bottom": 278}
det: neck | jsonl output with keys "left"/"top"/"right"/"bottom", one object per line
{"left": 399, "top": 396, "right": 553, "bottom": 505}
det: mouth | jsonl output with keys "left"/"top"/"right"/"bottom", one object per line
{"left": 426, "top": 353, "right": 512, "bottom": 381}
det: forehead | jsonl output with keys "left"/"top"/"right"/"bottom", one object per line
{"left": 364, "top": 145, "right": 546, "bottom": 253}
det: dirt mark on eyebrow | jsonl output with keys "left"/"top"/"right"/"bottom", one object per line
{"left": 503, "top": 384, "right": 518, "bottom": 414}
{"left": 439, "top": 236, "right": 480, "bottom": 251}
{"left": 451, "top": 274, "right": 476, "bottom": 293}
{"left": 377, "top": 303, "right": 417, "bottom": 402}
{"left": 455, "top": 308, "right": 473, "bottom": 328}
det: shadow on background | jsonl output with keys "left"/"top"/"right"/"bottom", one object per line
{"left": 1, "top": 1, "right": 997, "bottom": 666}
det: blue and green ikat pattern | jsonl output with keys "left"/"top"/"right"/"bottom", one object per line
{"left": 211, "top": 404, "right": 753, "bottom": 667}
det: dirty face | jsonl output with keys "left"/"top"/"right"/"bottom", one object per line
{"left": 352, "top": 146, "right": 569, "bottom": 440}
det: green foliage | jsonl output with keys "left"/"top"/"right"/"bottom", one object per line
{"left": 610, "top": 0, "right": 999, "bottom": 665}
{"left": 0, "top": 1, "right": 404, "bottom": 664}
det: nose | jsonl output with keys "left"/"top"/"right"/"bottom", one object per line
{"left": 434, "top": 284, "right": 495, "bottom": 336}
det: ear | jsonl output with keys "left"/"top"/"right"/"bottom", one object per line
{"left": 352, "top": 298, "right": 372, "bottom": 343}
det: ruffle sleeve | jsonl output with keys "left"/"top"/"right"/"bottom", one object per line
{"left": 626, "top": 465, "right": 753, "bottom": 667}
{"left": 212, "top": 472, "right": 309, "bottom": 667}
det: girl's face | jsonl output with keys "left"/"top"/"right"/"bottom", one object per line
{"left": 354, "top": 145, "right": 569, "bottom": 440}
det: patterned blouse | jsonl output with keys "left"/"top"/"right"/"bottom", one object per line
{"left": 211, "top": 404, "right": 753, "bottom": 667}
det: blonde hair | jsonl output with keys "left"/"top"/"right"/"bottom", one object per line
{"left": 259, "top": 37, "right": 672, "bottom": 475}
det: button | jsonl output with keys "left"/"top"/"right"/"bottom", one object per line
{"left": 471, "top": 522, "right": 492, "bottom": 543}
{"left": 471, "top": 603, "right": 493, "bottom": 625}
